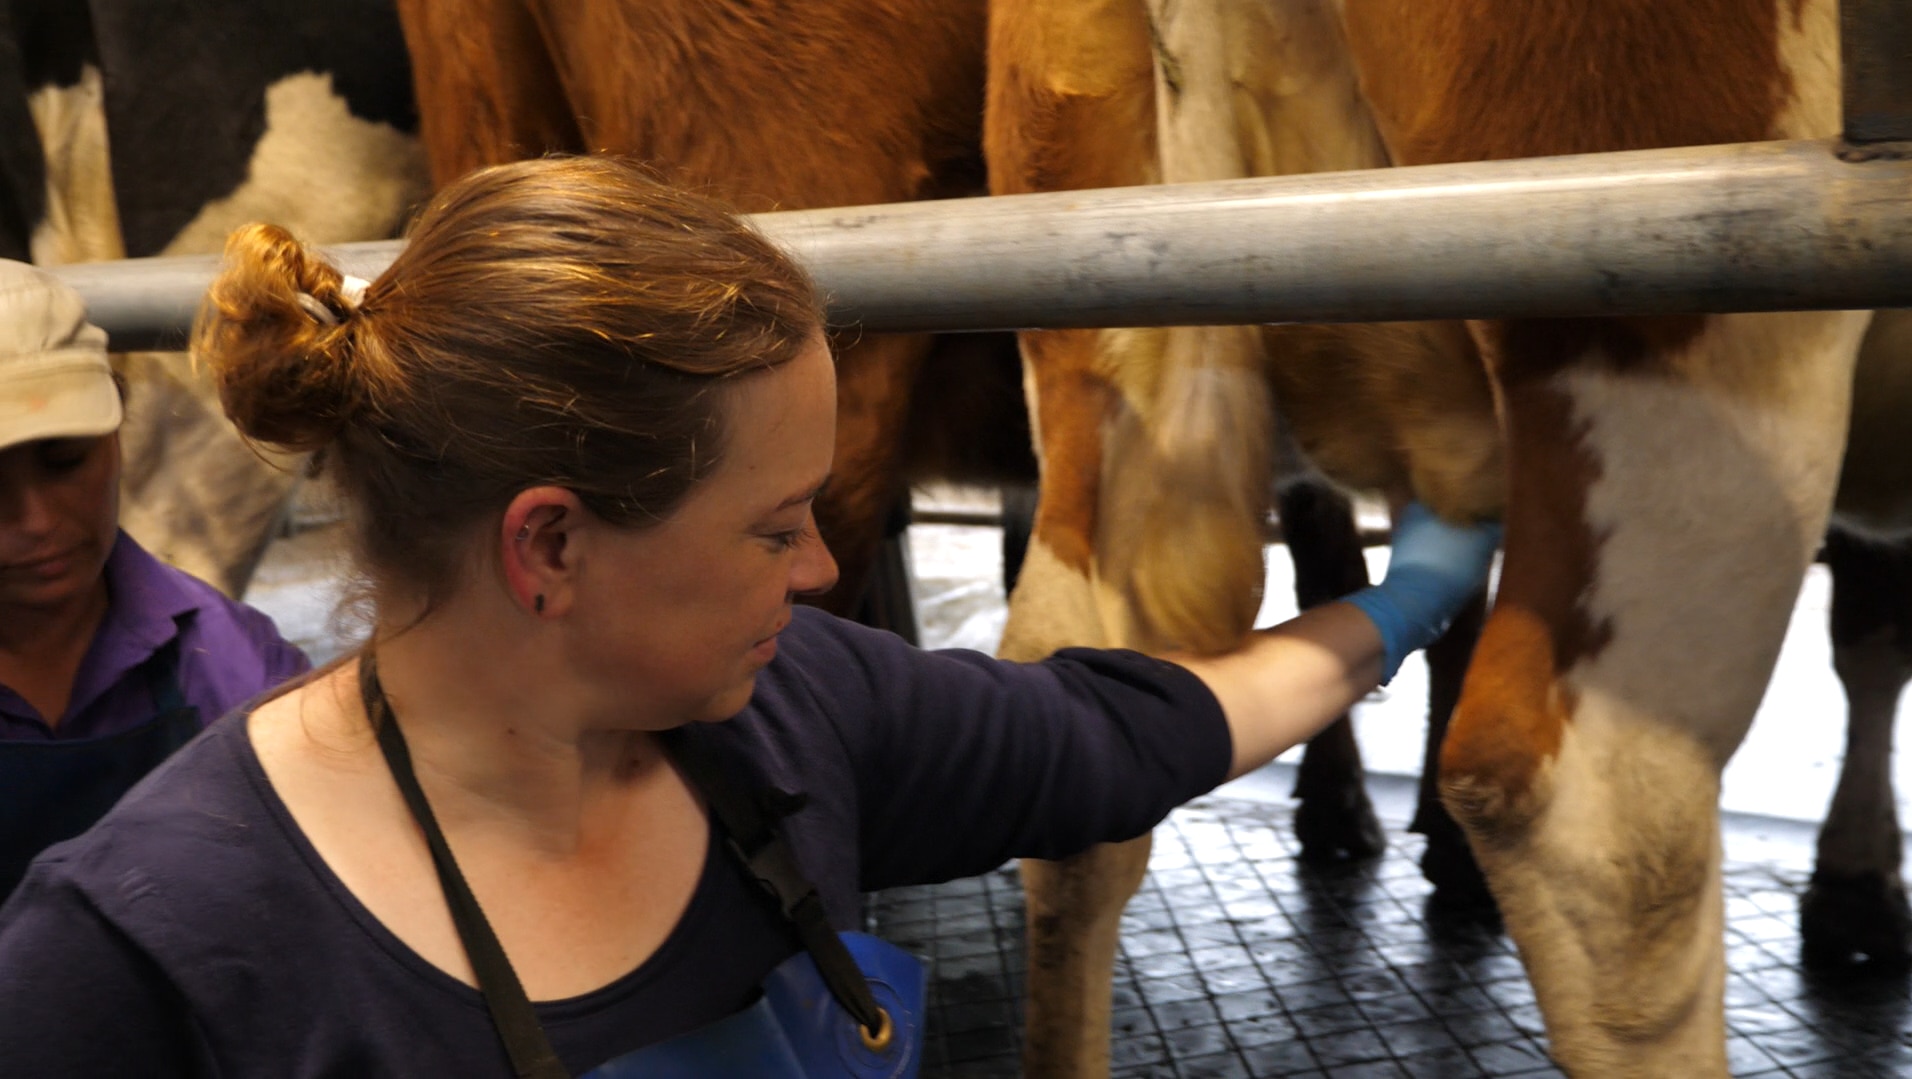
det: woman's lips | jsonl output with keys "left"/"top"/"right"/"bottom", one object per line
{"left": 7, "top": 547, "right": 80, "bottom": 579}
{"left": 750, "top": 622, "right": 787, "bottom": 663}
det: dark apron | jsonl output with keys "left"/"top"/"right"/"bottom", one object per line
{"left": 360, "top": 653, "right": 927, "bottom": 1079}
{"left": 0, "top": 640, "right": 201, "bottom": 897}
{"left": 582, "top": 931, "right": 925, "bottom": 1078}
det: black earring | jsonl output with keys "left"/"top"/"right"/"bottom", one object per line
{"left": 534, "top": 595, "right": 545, "bottom": 614}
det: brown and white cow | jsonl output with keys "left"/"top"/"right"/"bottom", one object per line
{"left": 985, "top": 1, "right": 1502, "bottom": 1072}
{"left": 1338, "top": 1, "right": 1906, "bottom": 1071}
{"left": 991, "top": 0, "right": 1911, "bottom": 1074}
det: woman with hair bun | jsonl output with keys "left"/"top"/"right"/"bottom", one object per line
{"left": 0, "top": 156, "right": 1498, "bottom": 1077}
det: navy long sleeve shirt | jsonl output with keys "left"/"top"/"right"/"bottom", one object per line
{"left": 0, "top": 607, "right": 1231, "bottom": 1077}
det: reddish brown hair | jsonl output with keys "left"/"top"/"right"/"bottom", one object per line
{"left": 194, "top": 155, "right": 823, "bottom": 608}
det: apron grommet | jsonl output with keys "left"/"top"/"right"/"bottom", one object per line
{"left": 859, "top": 1006, "right": 894, "bottom": 1053}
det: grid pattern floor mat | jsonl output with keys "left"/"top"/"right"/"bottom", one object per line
{"left": 868, "top": 782, "right": 1912, "bottom": 1078}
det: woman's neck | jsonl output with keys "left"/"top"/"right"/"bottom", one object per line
{"left": 0, "top": 580, "right": 111, "bottom": 724}
{"left": 359, "top": 610, "right": 669, "bottom": 856}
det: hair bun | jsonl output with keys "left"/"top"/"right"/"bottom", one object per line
{"left": 192, "top": 223, "right": 384, "bottom": 452}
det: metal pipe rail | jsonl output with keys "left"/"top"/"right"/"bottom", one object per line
{"left": 52, "top": 137, "right": 1912, "bottom": 350}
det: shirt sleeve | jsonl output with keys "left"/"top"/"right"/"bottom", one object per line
{"left": 786, "top": 613, "right": 1233, "bottom": 891}
{"left": 230, "top": 601, "right": 313, "bottom": 682}
{"left": 261, "top": 633, "right": 313, "bottom": 682}
{"left": 0, "top": 868, "right": 203, "bottom": 1076}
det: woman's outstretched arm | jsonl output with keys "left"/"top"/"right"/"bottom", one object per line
{"left": 1173, "top": 502, "right": 1501, "bottom": 779}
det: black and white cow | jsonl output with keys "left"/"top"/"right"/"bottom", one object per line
{"left": 2, "top": 0, "right": 427, "bottom": 594}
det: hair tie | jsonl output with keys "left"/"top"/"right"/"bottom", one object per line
{"left": 294, "top": 274, "right": 373, "bottom": 328}
{"left": 295, "top": 292, "right": 339, "bottom": 327}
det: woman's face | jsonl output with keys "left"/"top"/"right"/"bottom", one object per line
{"left": 0, "top": 436, "right": 120, "bottom": 613}
{"left": 573, "top": 337, "right": 841, "bottom": 725}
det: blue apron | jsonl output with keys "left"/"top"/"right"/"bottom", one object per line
{"left": 583, "top": 931, "right": 926, "bottom": 1078}
{"left": 0, "top": 641, "right": 199, "bottom": 898}
{"left": 360, "top": 653, "right": 927, "bottom": 1079}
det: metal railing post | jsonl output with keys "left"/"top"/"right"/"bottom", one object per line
{"left": 1842, "top": 0, "right": 1912, "bottom": 147}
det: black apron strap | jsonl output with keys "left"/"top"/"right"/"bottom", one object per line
{"left": 358, "top": 649, "right": 892, "bottom": 1074}
{"left": 359, "top": 653, "right": 571, "bottom": 1079}
{"left": 657, "top": 727, "right": 889, "bottom": 1039}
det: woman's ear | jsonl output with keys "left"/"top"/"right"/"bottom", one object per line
{"left": 501, "top": 486, "right": 585, "bottom": 617}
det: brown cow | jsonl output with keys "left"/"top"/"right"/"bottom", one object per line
{"left": 391, "top": 0, "right": 1034, "bottom": 626}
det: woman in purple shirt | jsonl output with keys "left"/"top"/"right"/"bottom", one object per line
{"left": 0, "top": 159, "right": 1496, "bottom": 1077}
{"left": 0, "top": 260, "right": 309, "bottom": 896}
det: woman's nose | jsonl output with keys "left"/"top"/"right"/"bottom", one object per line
{"left": 0, "top": 478, "right": 56, "bottom": 538}
{"left": 791, "top": 526, "right": 840, "bottom": 598}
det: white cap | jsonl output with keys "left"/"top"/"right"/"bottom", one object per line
{"left": 0, "top": 259, "right": 119, "bottom": 452}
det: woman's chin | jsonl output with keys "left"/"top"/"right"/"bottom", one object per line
{"left": 697, "top": 675, "right": 762, "bottom": 724}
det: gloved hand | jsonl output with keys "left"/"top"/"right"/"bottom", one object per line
{"left": 1343, "top": 501, "right": 1502, "bottom": 684}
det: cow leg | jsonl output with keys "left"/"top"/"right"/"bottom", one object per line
{"left": 1021, "top": 835, "right": 1152, "bottom": 1078}
{"left": 1277, "top": 479, "right": 1386, "bottom": 863}
{"left": 1800, "top": 528, "right": 1912, "bottom": 970}
{"left": 1413, "top": 588, "right": 1496, "bottom": 913}
{"left": 989, "top": 7, "right": 1170, "bottom": 1073}
{"left": 811, "top": 334, "right": 932, "bottom": 620}
{"left": 1442, "top": 310, "right": 1870, "bottom": 1077}
{"left": 896, "top": 330, "right": 1038, "bottom": 602}
{"left": 848, "top": 494, "right": 920, "bottom": 645}
{"left": 1000, "top": 483, "right": 1037, "bottom": 596}
{"left": 991, "top": 5, "right": 1281, "bottom": 1073}
{"left": 996, "top": 328, "right": 1137, "bottom": 1079}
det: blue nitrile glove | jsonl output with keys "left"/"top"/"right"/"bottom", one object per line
{"left": 1343, "top": 501, "right": 1502, "bottom": 684}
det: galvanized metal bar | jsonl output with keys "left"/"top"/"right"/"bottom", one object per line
{"left": 1842, "top": 0, "right": 1912, "bottom": 145}
{"left": 53, "top": 138, "right": 1912, "bottom": 349}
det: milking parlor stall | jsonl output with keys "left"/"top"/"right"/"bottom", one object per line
{"left": 49, "top": 2, "right": 1912, "bottom": 1075}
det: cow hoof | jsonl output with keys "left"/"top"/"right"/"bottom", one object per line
{"left": 1294, "top": 789, "right": 1387, "bottom": 864}
{"left": 1421, "top": 832, "right": 1500, "bottom": 920}
{"left": 1800, "top": 870, "right": 1912, "bottom": 972}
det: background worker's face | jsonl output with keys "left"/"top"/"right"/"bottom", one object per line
{"left": 0, "top": 436, "right": 121, "bottom": 611}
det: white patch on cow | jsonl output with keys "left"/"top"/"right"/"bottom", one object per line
{"left": 1772, "top": 0, "right": 1842, "bottom": 141}
{"left": 999, "top": 537, "right": 1109, "bottom": 662}
{"left": 1483, "top": 707, "right": 1729, "bottom": 1074}
{"left": 1563, "top": 310, "right": 1872, "bottom": 764}
{"left": 161, "top": 71, "right": 428, "bottom": 257}
{"left": 1147, "top": 0, "right": 1387, "bottom": 183}
{"left": 1095, "top": 323, "right": 1270, "bottom": 654}
{"left": 27, "top": 64, "right": 124, "bottom": 265}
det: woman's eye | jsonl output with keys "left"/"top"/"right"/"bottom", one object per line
{"left": 764, "top": 523, "right": 813, "bottom": 551}
{"left": 38, "top": 441, "right": 93, "bottom": 472}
